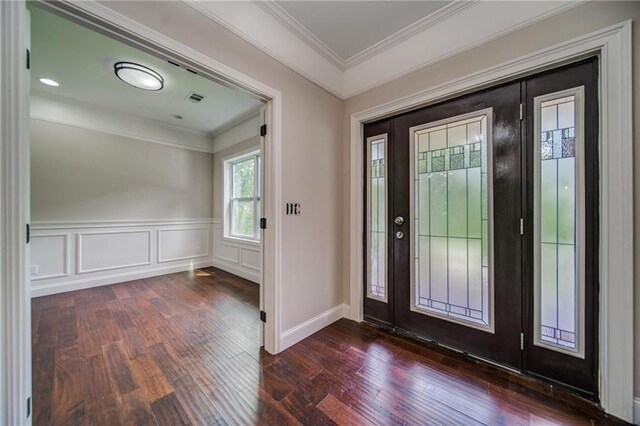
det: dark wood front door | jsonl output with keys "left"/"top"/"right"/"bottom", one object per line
{"left": 363, "top": 58, "right": 599, "bottom": 397}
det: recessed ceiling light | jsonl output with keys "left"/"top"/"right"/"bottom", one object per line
{"left": 114, "top": 62, "right": 164, "bottom": 91}
{"left": 38, "top": 77, "right": 59, "bottom": 87}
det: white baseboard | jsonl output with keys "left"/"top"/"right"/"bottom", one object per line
{"left": 30, "top": 259, "right": 213, "bottom": 297}
{"left": 280, "top": 303, "right": 348, "bottom": 351}
{"left": 212, "top": 257, "right": 260, "bottom": 283}
{"left": 633, "top": 397, "right": 640, "bottom": 425}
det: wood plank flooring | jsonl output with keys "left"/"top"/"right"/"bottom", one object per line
{"left": 32, "top": 268, "right": 623, "bottom": 425}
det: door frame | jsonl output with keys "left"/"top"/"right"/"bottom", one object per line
{"left": 348, "top": 21, "right": 633, "bottom": 422}
{"left": 1, "top": 1, "right": 284, "bottom": 423}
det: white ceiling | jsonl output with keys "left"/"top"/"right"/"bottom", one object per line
{"left": 274, "top": 1, "right": 452, "bottom": 61}
{"left": 30, "top": 5, "right": 263, "bottom": 135}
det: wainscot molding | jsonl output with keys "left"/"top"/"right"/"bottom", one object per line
{"left": 30, "top": 259, "right": 213, "bottom": 298}
{"left": 30, "top": 219, "right": 214, "bottom": 297}
{"left": 212, "top": 218, "right": 261, "bottom": 284}
{"left": 280, "top": 304, "right": 349, "bottom": 351}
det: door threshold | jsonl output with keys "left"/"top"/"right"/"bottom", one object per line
{"left": 360, "top": 320, "right": 607, "bottom": 420}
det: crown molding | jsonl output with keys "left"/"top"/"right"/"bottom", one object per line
{"left": 184, "top": 0, "right": 584, "bottom": 100}
{"left": 183, "top": 0, "right": 345, "bottom": 98}
{"left": 254, "top": 0, "right": 345, "bottom": 70}
{"left": 210, "top": 104, "right": 262, "bottom": 138}
{"left": 342, "top": 1, "right": 476, "bottom": 68}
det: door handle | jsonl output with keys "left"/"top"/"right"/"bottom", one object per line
{"left": 394, "top": 216, "right": 405, "bottom": 226}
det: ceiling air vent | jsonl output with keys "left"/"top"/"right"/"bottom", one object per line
{"left": 186, "top": 92, "right": 205, "bottom": 103}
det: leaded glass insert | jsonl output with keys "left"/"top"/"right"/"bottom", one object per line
{"left": 535, "top": 90, "right": 584, "bottom": 357}
{"left": 367, "top": 135, "right": 387, "bottom": 301}
{"left": 411, "top": 111, "right": 492, "bottom": 330}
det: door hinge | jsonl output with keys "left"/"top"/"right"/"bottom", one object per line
{"left": 520, "top": 333, "right": 524, "bottom": 350}
{"left": 26, "top": 49, "right": 30, "bottom": 70}
{"left": 260, "top": 217, "right": 267, "bottom": 230}
{"left": 26, "top": 224, "right": 30, "bottom": 244}
{"left": 260, "top": 124, "right": 267, "bottom": 137}
{"left": 260, "top": 310, "right": 266, "bottom": 322}
{"left": 519, "top": 103, "right": 523, "bottom": 120}
{"left": 26, "top": 397, "right": 31, "bottom": 418}
{"left": 519, "top": 218, "right": 524, "bottom": 235}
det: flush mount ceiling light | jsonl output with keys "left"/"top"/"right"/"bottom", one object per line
{"left": 114, "top": 62, "right": 164, "bottom": 91}
{"left": 38, "top": 77, "right": 59, "bottom": 87}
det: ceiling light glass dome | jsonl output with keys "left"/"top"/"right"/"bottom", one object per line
{"left": 114, "top": 62, "right": 164, "bottom": 91}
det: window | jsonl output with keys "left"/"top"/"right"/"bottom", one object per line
{"left": 225, "top": 151, "right": 260, "bottom": 241}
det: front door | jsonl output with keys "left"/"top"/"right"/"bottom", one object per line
{"left": 363, "top": 58, "right": 599, "bottom": 397}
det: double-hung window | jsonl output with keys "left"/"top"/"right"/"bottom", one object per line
{"left": 225, "top": 151, "right": 261, "bottom": 241}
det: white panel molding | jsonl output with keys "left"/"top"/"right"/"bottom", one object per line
{"left": 184, "top": 0, "right": 581, "bottom": 99}
{"left": 239, "top": 248, "right": 260, "bottom": 272}
{"left": 77, "top": 229, "right": 152, "bottom": 274}
{"left": 349, "top": 21, "right": 633, "bottom": 422}
{"left": 280, "top": 304, "right": 347, "bottom": 351}
{"left": 30, "top": 233, "right": 70, "bottom": 281}
{"left": 157, "top": 227, "right": 210, "bottom": 263}
{"left": 31, "top": 259, "right": 213, "bottom": 298}
{"left": 212, "top": 219, "right": 261, "bottom": 283}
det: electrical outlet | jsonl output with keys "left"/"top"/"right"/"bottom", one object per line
{"left": 30, "top": 265, "right": 39, "bottom": 276}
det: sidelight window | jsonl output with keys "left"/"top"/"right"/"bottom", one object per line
{"left": 367, "top": 134, "right": 388, "bottom": 301}
{"left": 409, "top": 109, "right": 494, "bottom": 332}
{"left": 534, "top": 88, "right": 585, "bottom": 357}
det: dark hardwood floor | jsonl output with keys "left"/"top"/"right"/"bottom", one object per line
{"left": 32, "top": 268, "right": 623, "bottom": 425}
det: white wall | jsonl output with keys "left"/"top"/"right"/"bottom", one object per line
{"left": 211, "top": 120, "right": 261, "bottom": 283}
{"left": 30, "top": 96, "right": 215, "bottom": 295}
{"left": 342, "top": 0, "right": 640, "bottom": 403}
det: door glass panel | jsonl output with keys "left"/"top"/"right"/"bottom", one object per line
{"left": 534, "top": 88, "right": 585, "bottom": 357}
{"left": 367, "top": 134, "right": 388, "bottom": 301}
{"left": 410, "top": 110, "right": 493, "bottom": 332}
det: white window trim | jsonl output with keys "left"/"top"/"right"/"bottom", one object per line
{"left": 223, "top": 148, "right": 261, "bottom": 243}
{"left": 348, "top": 21, "right": 633, "bottom": 421}
{"left": 408, "top": 108, "right": 495, "bottom": 334}
{"left": 533, "top": 86, "right": 586, "bottom": 359}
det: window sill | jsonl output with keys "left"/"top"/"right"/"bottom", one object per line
{"left": 222, "top": 235, "right": 261, "bottom": 247}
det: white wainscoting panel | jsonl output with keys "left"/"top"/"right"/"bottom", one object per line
{"left": 30, "top": 219, "right": 214, "bottom": 297}
{"left": 78, "top": 229, "right": 151, "bottom": 274}
{"left": 158, "top": 227, "right": 210, "bottom": 263}
{"left": 212, "top": 219, "right": 261, "bottom": 283}
{"left": 31, "top": 233, "right": 70, "bottom": 280}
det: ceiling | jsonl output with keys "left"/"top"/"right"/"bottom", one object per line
{"left": 274, "top": 1, "right": 452, "bottom": 61}
{"left": 189, "top": 1, "right": 580, "bottom": 99}
{"left": 29, "top": 5, "right": 263, "bottom": 135}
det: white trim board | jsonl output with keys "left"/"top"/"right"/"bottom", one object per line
{"left": 185, "top": 0, "right": 582, "bottom": 99}
{"left": 634, "top": 397, "right": 640, "bottom": 426}
{"left": 348, "top": 21, "right": 633, "bottom": 422}
{"left": 31, "top": 259, "right": 213, "bottom": 298}
{"left": 279, "top": 304, "right": 348, "bottom": 351}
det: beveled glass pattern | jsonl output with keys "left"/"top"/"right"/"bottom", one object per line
{"left": 538, "top": 95, "right": 577, "bottom": 350}
{"left": 368, "top": 138, "right": 386, "bottom": 300}
{"left": 413, "top": 114, "right": 490, "bottom": 328}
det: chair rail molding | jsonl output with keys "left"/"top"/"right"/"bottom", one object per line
{"left": 348, "top": 21, "right": 633, "bottom": 422}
